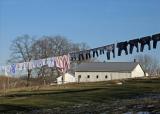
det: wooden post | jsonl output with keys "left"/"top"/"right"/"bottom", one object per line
{"left": 7, "top": 76, "right": 9, "bottom": 89}
{"left": 62, "top": 73, "right": 65, "bottom": 85}
{"left": 3, "top": 83, "right": 6, "bottom": 97}
{"left": 43, "top": 79, "right": 46, "bottom": 86}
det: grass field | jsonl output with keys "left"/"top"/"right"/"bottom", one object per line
{"left": 0, "top": 77, "right": 160, "bottom": 114}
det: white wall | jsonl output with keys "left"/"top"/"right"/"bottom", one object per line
{"left": 57, "top": 73, "right": 75, "bottom": 84}
{"left": 131, "top": 64, "right": 145, "bottom": 78}
{"left": 75, "top": 64, "right": 145, "bottom": 83}
{"left": 75, "top": 72, "right": 131, "bottom": 83}
{"left": 111, "top": 72, "right": 131, "bottom": 80}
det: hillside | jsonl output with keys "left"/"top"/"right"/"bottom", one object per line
{"left": 0, "top": 77, "right": 160, "bottom": 113}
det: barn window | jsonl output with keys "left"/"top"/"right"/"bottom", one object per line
{"left": 105, "top": 75, "right": 108, "bottom": 78}
{"left": 96, "top": 75, "right": 99, "bottom": 79}
{"left": 78, "top": 75, "right": 81, "bottom": 78}
{"left": 87, "top": 75, "right": 90, "bottom": 78}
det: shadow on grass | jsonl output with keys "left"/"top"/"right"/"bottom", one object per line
{"left": 3, "top": 88, "right": 104, "bottom": 98}
{"left": 0, "top": 104, "right": 39, "bottom": 113}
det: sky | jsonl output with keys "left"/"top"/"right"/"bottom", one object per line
{"left": 0, "top": 0, "right": 160, "bottom": 66}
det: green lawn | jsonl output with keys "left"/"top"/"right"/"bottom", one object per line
{"left": 0, "top": 77, "right": 160, "bottom": 113}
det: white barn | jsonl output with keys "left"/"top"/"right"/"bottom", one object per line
{"left": 56, "top": 73, "right": 75, "bottom": 84}
{"left": 75, "top": 62, "right": 145, "bottom": 83}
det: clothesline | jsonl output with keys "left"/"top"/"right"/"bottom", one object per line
{"left": 0, "top": 33, "right": 159, "bottom": 76}
{"left": 0, "top": 55, "right": 70, "bottom": 76}
{"left": 69, "top": 33, "right": 160, "bottom": 61}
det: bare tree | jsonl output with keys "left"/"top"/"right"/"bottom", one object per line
{"left": 31, "top": 36, "right": 56, "bottom": 84}
{"left": 32, "top": 36, "right": 92, "bottom": 84}
{"left": 32, "top": 36, "right": 72, "bottom": 79}
{"left": 134, "top": 54, "right": 160, "bottom": 76}
{"left": 8, "top": 34, "right": 35, "bottom": 86}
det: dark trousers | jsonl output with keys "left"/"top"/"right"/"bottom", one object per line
{"left": 130, "top": 44, "right": 139, "bottom": 54}
{"left": 86, "top": 52, "right": 91, "bottom": 60}
{"left": 128, "top": 39, "right": 139, "bottom": 54}
{"left": 117, "top": 41, "right": 128, "bottom": 56}
{"left": 118, "top": 47, "right": 128, "bottom": 56}
{"left": 107, "top": 49, "right": 115, "bottom": 60}
{"left": 140, "top": 43, "right": 151, "bottom": 52}
{"left": 100, "top": 49, "right": 104, "bottom": 55}
{"left": 93, "top": 50, "right": 99, "bottom": 58}
{"left": 79, "top": 53, "right": 84, "bottom": 61}
{"left": 139, "top": 36, "right": 151, "bottom": 52}
{"left": 70, "top": 53, "right": 77, "bottom": 61}
{"left": 152, "top": 33, "right": 160, "bottom": 49}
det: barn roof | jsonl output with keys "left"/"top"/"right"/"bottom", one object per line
{"left": 75, "top": 62, "right": 140, "bottom": 72}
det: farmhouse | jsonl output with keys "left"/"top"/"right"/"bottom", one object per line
{"left": 75, "top": 62, "right": 145, "bottom": 83}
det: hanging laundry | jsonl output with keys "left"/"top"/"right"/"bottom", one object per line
{"left": 34, "top": 60, "right": 39, "bottom": 68}
{"left": 42, "top": 59, "right": 47, "bottom": 66}
{"left": 62, "top": 54, "right": 70, "bottom": 72}
{"left": 4, "top": 65, "right": 11, "bottom": 76}
{"left": 103, "top": 44, "right": 115, "bottom": 60}
{"left": 152, "top": 33, "right": 160, "bottom": 49}
{"left": 1, "top": 66, "right": 5, "bottom": 72}
{"left": 128, "top": 38, "right": 140, "bottom": 54}
{"left": 0, "top": 66, "right": 2, "bottom": 72}
{"left": 0, "top": 66, "right": 5, "bottom": 73}
{"left": 4, "top": 66, "right": 9, "bottom": 76}
{"left": 70, "top": 52, "right": 80, "bottom": 61}
{"left": 33, "top": 59, "right": 43, "bottom": 68}
{"left": 50, "top": 57, "right": 55, "bottom": 67}
{"left": 85, "top": 50, "right": 91, "bottom": 60}
{"left": 99, "top": 47, "right": 105, "bottom": 55}
{"left": 78, "top": 51, "right": 85, "bottom": 61}
{"left": 21, "top": 62, "right": 25, "bottom": 70}
{"left": 28, "top": 62, "right": 34, "bottom": 70}
{"left": 54, "top": 54, "right": 70, "bottom": 73}
{"left": 10, "top": 64, "right": 16, "bottom": 74}
{"left": 91, "top": 48, "right": 99, "bottom": 58}
{"left": 33, "top": 60, "right": 40, "bottom": 68}
{"left": 22, "top": 62, "right": 29, "bottom": 70}
{"left": 38, "top": 59, "right": 44, "bottom": 67}
{"left": 16, "top": 63, "right": 23, "bottom": 71}
{"left": 117, "top": 41, "right": 128, "bottom": 56}
{"left": 139, "top": 36, "right": 151, "bottom": 52}
{"left": 46, "top": 57, "right": 55, "bottom": 67}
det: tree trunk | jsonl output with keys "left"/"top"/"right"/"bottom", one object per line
{"left": 62, "top": 73, "right": 65, "bottom": 84}
{"left": 26, "top": 69, "right": 32, "bottom": 87}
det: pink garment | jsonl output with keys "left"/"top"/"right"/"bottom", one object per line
{"left": 54, "top": 54, "right": 70, "bottom": 73}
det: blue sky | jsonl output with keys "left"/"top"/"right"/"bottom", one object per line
{"left": 0, "top": 0, "right": 160, "bottom": 65}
